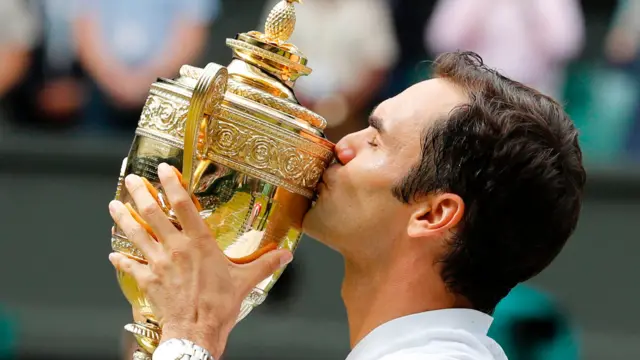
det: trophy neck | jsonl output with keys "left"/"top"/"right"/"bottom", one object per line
{"left": 226, "top": 59, "right": 298, "bottom": 104}
{"left": 226, "top": 33, "right": 310, "bottom": 89}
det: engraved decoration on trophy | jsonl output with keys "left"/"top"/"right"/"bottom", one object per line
{"left": 109, "top": 1, "right": 335, "bottom": 359}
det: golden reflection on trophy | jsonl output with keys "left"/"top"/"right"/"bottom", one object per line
{"left": 109, "top": 0, "right": 334, "bottom": 358}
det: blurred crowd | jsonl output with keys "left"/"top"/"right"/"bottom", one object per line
{"left": 0, "top": 0, "right": 218, "bottom": 134}
{"left": 1, "top": 0, "right": 640, "bottom": 164}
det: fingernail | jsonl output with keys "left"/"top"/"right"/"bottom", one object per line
{"left": 280, "top": 252, "right": 293, "bottom": 268}
{"left": 109, "top": 200, "right": 120, "bottom": 213}
{"left": 108, "top": 253, "right": 118, "bottom": 264}
{"left": 125, "top": 174, "right": 140, "bottom": 186}
{"left": 157, "top": 163, "right": 170, "bottom": 175}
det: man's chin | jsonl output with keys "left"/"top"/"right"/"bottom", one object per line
{"left": 301, "top": 204, "right": 330, "bottom": 242}
{"left": 301, "top": 209, "right": 345, "bottom": 254}
{"left": 301, "top": 206, "right": 320, "bottom": 237}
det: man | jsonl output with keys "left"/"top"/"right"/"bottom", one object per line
{"left": 108, "top": 52, "right": 586, "bottom": 360}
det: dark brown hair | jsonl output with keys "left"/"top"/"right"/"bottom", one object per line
{"left": 393, "top": 52, "right": 586, "bottom": 314}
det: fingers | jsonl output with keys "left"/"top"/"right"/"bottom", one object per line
{"left": 171, "top": 166, "right": 204, "bottom": 212}
{"left": 109, "top": 252, "right": 147, "bottom": 273}
{"left": 170, "top": 165, "right": 203, "bottom": 212}
{"left": 157, "top": 163, "right": 211, "bottom": 242}
{"left": 141, "top": 177, "right": 165, "bottom": 210}
{"left": 109, "top": 252, "right": 155, "bottom": 289}
{"left": 125, "top": 174, "right": 180, "bottom": 241}
{"left": 110, "top": 200, "right": 161, "bottom": 258}
{"left": 237, "top": 249, "right": 293, "bottom": 294}
{"left": 125, "top": 203, "right": 157, "bottom": 240}
{"left": 228, "top": 242, "right": 278, "bottom": 264}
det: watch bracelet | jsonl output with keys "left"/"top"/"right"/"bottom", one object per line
{"left": 152, "top": 339, "right": 215, "bottom": 360}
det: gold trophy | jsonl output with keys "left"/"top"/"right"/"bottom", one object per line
{"left": 110, "top": 1, "right": 334, "bottom": 358}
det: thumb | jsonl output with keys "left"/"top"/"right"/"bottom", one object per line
{"left": 237, "top": 249, "right": 293, "bottom": 292}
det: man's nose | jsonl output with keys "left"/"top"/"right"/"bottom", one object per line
{"left": 334, "top": 138, "right": 355, "bottom": 165}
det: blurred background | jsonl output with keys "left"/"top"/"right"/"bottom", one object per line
{"left": 0, "top": 0, "right": 638, "bottom": 359}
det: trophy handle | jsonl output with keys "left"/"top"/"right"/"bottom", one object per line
{"left": 182, "top": 63, "right": 229, "bottom": 193}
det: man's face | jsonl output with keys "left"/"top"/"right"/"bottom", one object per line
{"left": 302, "top": 78, "right": 467, "bottom": 258}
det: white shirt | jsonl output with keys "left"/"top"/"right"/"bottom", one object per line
{"left": 346, "top": 309, "right": 508, "bottom": 360}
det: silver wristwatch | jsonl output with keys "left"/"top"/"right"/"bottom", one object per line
{"left": 152, "top": 338, "right": 215, "bottom": 360}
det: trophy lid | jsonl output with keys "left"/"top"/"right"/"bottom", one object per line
{"left": 226, "top": 0, "right": 311, "bottom": 92}
{"left": 221, "top": 0, "right": 330, "bottom": 136}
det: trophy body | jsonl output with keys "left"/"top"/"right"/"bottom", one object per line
{"left": 110, "top": 1, "right": 334, "bottom": 358}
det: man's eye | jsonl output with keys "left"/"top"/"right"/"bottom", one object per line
{"left": 367, "top": 137, "right": 378, "bottom": 147}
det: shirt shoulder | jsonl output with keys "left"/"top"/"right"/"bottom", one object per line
{"left": 374, "top": 329, "right": 508, "bottom": 360}
{"left": 378, "top": 353, "right": 477, "bottom": 360}
{"left": 345, "top": 310, "right": 508, "bottom": 360}
{"left": 377, "top": 344, "right": 507, "bottom": 360}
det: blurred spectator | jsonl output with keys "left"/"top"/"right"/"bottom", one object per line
{"left": 2, "top": 0, "right": 87, "bottom": 131}
{"left": 34, "top": 0, "right": 85, "bottom": 128}
{"left": 376, "top": 0, "right": 437, "bottom": 102}
{"left": 72, "top": 0, "right": 220, "bottom": 133}
{"left": 604, "top": 0, "right": 640, "bottom": 160}
{"left": 490, "top": 284, "right": 580, "bottom": 360}
{"left": 0, "top": 0, "right": 38, "bottom": 99}
{"left": 425, "top": 0, "right": 585, "bottom": 99}
{"left": 605, "top": 0, "right": 640, "bottom": 65}
{"left": 0, "top": 0, "right": 38, "bottom": 130}
{"left": 260, "top": 0, "right": 398, "bottom": 141}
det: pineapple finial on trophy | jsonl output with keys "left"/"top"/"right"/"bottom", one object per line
{"left": 264, "top": 0, "right": 301, "bottom": 45}
{"left": 229, "top": 0, "right": 311, "bottom": 86}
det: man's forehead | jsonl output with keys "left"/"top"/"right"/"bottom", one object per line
{"left": 374, "top": 78, "right": 467, "bottom": 131}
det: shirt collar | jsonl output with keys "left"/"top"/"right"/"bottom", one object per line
{"left": 346, "top": 308, "right": 494, "bottom": 360}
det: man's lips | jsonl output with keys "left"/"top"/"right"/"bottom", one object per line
{"left": 312, "top": 180, "right": 325, "bottom": 203}
{"left": 316, "top": 163, "right": 339, "bottom": 194}
{"left": 319, "top": 169, "right": 333, "bottom": 189}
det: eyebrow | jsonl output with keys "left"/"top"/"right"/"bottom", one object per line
{"left": 368, "top": 115, "right": 385, "bottom": 134}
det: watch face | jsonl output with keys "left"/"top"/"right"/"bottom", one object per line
{"left": 154, "top": 339, "right": 187, "bottom": 360}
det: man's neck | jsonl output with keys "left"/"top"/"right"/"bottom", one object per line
{"left": 341, "top": 251, "right": 461, "bottom": 348}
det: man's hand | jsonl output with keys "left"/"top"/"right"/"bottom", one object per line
{"left": 108, "top": 163, "right": 293, "bottom": 358}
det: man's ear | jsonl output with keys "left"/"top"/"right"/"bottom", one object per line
{"left": 407, "top": 193, "right": 464, "bottom": 238}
